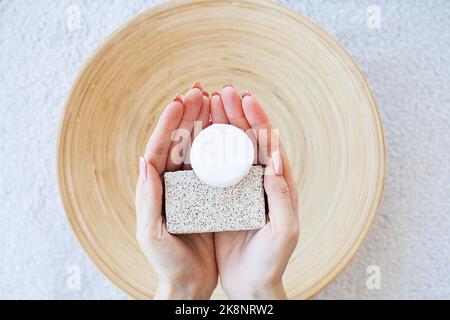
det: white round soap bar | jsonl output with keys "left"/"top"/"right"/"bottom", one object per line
{"left": 190, "top": 124, "right": 254, "bottom": 188}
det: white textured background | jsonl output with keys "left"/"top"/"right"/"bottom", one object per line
{"left": 1, "top": 0, "right": 449, "bottom": 299}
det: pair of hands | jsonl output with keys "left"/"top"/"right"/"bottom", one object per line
{"left": 135, "top": 82, "right": 300, "bottom": 299}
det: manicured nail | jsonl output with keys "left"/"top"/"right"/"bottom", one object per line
{"left": 192, "top": 81, "right": 202, "bottom": 90}
{"left": 272, "top": 150, "right": 283, "bottom": 176}
{"left": 211, "top": 90, "right": 220, "bottom": 97}
{"left": 173, "top": 95, "right": 183, "bottom": 103}
{"left": 202, "top": 90, "right": 209, "bottom": 97}
{"left": 241, "top": 91, "right": 252, "bottom": 99}
{"left": 223, "top": 81, "right": 233, "bottom": 88}
{"left": 139, "top": 157, "right": 147, "bottom": 182}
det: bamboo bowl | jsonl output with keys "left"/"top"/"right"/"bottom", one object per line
{"left": 58, "top": 0, "right": 385, "bottom": 299}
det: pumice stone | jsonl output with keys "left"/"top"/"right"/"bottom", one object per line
{"left": 163, "top": 124, "right": 265, "bottom": 234}
{"left": 164, "top": 166, "right": 266, "bottom": 234}
{"left": 190, "top": 124, "right": 254, "bottom": 188}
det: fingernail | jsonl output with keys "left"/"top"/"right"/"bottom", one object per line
{"left": 139, "top": 157, "right": 147, "bottom": 182}
{"left": 272, "top": 150, "right": 283, "bottom": 176}
{"left": 211, "top": 90, "right": 220, "bottom": 97}
{"left": 173, "top": 95, "right": 183, "bottom": 103}
{"left": 223, "top": 81, "right": 233, "bottom": 88}
{"left": 192, "top": 81, "right": 202, "bottom": 90}
{"left": 241, "top": 91, "right": 252, "bottom": 99}
{"left": 202, "top": 90, "right": 209, "bottom": 97}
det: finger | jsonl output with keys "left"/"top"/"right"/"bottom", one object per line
{"left": 280, "top": 148, "right": 299, "bottom": 214}
{"left": 196, "top": 91, "right": 211, "bottom": 132}
{"left": 135, "top": 157, "right": 164, "bottom": 243}
{"left": 183, "top": 92, "right": 211, "bottom": 170}
{"left": 220, "top": 83, "right": 251, "bottom": 131}
{"left": 166, "top": 82, "right": 203, "bottom": 171}
{"left": 210, "top": 91, "right": 229, "bottom": 124}
{"left": 264, "top": 151, "right": 298, "bottom": 234}
{"left": 241, "top": 92, "right": 276, "bottom": 165}
{"left": 144, "top": 97, "right": 184, "bottom": 175}
{"left": 242, "top": 93, "right": 298, "bottom": 211}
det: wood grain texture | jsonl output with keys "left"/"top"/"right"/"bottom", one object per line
{"left": 57, "top": 0, "right": 386, "bottom": 299}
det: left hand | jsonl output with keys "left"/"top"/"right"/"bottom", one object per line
{"left": 135, "top": 83, "right": 217, "bottom": 299}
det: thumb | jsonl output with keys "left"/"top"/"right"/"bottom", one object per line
{"left": 135, "top": 157, "right": 163, "bottom": 242}
{"left": 264, "top": 150, "right": 294, "bottom": 233}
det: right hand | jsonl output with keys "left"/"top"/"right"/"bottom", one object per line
{"left": 211, "top": 84, "right": 300, "bottom": 299}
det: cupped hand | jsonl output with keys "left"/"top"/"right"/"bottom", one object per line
{"left": 211, "top": 85, "right": 300, "bottom": 299}
{"left": 135, "top": 83, "right": 217, "bottom": 299}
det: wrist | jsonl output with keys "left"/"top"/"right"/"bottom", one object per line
{"left": 225, "top": 281, "right": 287, "bottom": 300}
{"left": 154, "top": 279, "right": 215, "bottom": 300}
{"left": 251, "top": 281, "right": 287, "bottom": 299}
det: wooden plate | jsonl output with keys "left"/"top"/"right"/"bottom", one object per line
{"left": 58, "top": 0, "right": 385, "bottom": 299}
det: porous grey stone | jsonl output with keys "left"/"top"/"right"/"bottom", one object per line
{"left": 164, "top": 166, "right": 266, "bottom": 234}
